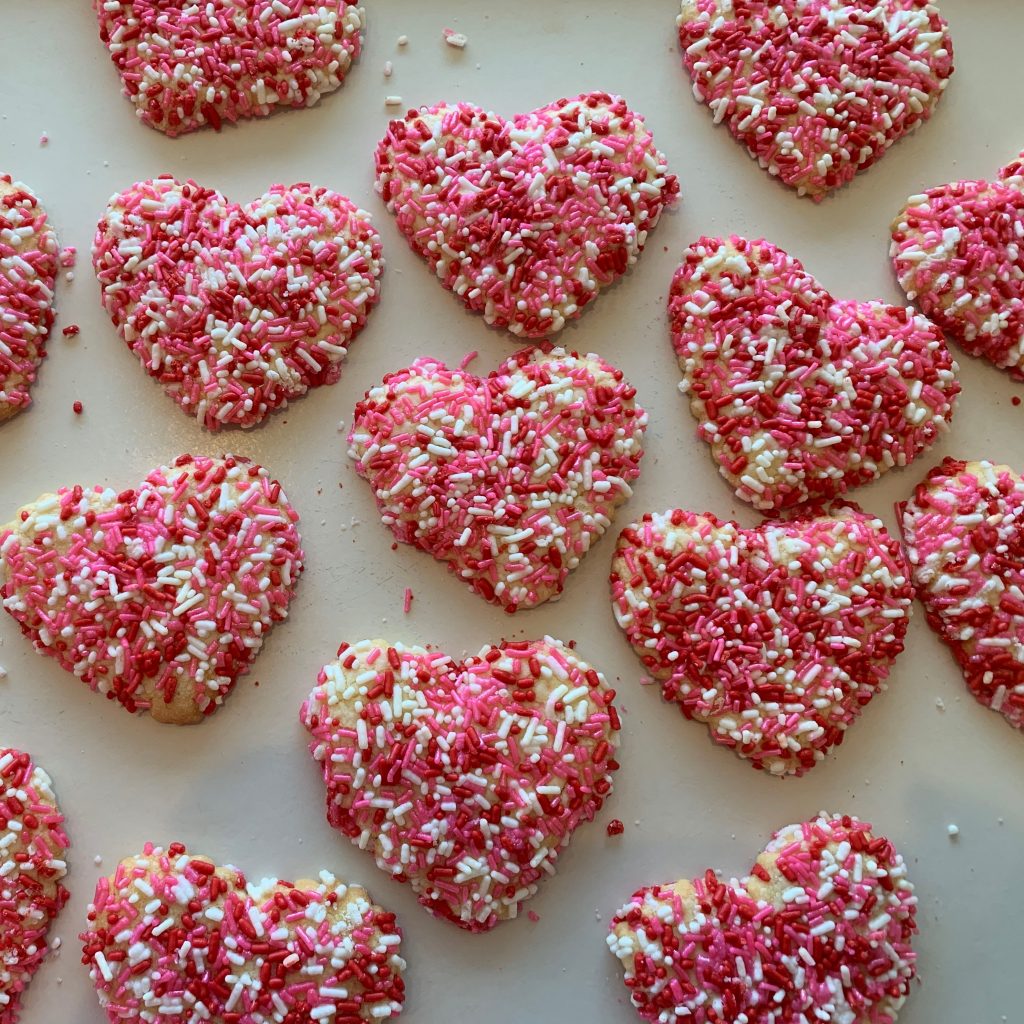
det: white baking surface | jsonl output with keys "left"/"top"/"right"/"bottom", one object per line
{"left": 1, "top": 1, "right": 1022, "bottom": 1021}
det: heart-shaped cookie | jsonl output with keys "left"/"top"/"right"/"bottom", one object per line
{"left": 301, "top": 637, "right": 619, "bottom": 931}
{"left": 677, "top": 0, "right": 953, "bottom": 199}
{"left": 375, "top": 92, "right": 678, "bottom": 337}
{"left": 349, "top": 347, "right": 646, "bottom": 611}
{"left": 81, "top": 843, "right": 406, "bottom": 1023}
{"left": 1, "top": 175, "right": 58, "bottom": 423}
{"left": 1, "top": 747, "right": 69, "bottom": 1024}
{"left": 900, "top": 458, "right": 1024, "bottom": 730}
{"left": 0, "top": 454, "right": 303, "bottom": 724}
{"left": 94, "top": 177, "right": 383, "bottom": 430}
{"left": 672, "top": 235, "right": 959, "bottom": 510}
{"left": 611, "top": 506, "right": 913, "bottom": 775}
{"left": 95, "top": 1, "right": 365, "bottom": 137}
{"left": 608, "top": 813, "right": 917, "bottom": 1024}
{"left": 891, "top": 151, "right": 1024, "bottom": 375}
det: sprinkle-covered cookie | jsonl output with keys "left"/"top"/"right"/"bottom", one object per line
{"left": 81, "top": 843, "right": 405, "bottom": 1024}
{"left": 94, "top": 177, "right": 383, "bottom": 430}
{"left": 672, "top": 235, "right": 959, "bottom": 510}
{"left": 891, "top": 151, "right": 1024, "bottom": 375}
{"left": 375, "top": 92, "right": 678, "bottom": 337}
{"left": 349, "top": 347, "right": 646, "bottom": 611}
{"left": 677, "top": 0, "right": 953, "bottom": 199}
{"left": 301, "top": 637, "right": 619, "bottom": 931}
{"left": 95, "top": 1, "right": 365, "bottom": 136}
{"left": 0, "top": 175, "right": 58, "bottom": 423}
{"left": 611, "top": 506, "right": 913, "bottom": 775}
{"left": 0, "top": 455, "right": 303, "bottom": 724}
{"left": 0, "top": 748, "right": 68, "bottom": 1024}
{"left": 609, "top": 813, "right": 918, "bottom": 1024}
{"left": 900, "top": 458, "right": 1024, "bottom": 730}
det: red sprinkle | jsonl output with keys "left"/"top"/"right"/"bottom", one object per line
{"left": 62, "top": 324, "right": 80, "bottom": 338}
{"left": 606, "top": 819, "right": 625, "bottom": 837}
{"left": 72, "top": 400, "right": 83, "bottom": 414}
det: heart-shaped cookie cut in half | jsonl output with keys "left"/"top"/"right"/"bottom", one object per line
{"left": 1, "top": 747, "right": 69, "bottom": 1024}
{"left": 900, "top": 458, "right": 1024, "bottom": 730}
{"left": 95, "top": 1, "right": 365, "bottom": 137}
{"left": 672, "top": 236, "right": 959, "bottom": 511}
{"left": 891, "top": 151, "right": 1024, "bottom": 375}
{"left": 349, "top": 347, "right": 646, "bottom": 611}
{"left": 375, "top": 92, "right": 678, "bottom": 337}
{"left": 611, "top": 506, "right": 913, "bottom": 775}
{"left": 81, "top": 843, "right": 406, "bottom": 1023}
{"left": 0, "top": 454, "right": 303, "bottom": 724}
{"left": 94, "top": 177, "right": 383, "bottom": 430}
{"left": 608, "top": 813, "right": 917, "bottom": 1024}
{"left": 1, "top": 175, "right": 58, "bottom": 423}
{"left": 677, "top": 0, "right": 953, "bottom": 199}
{"left": 301, "top": 637, "right": 619, "bottom": 931}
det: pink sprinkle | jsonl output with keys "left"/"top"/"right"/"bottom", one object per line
{"left": 458, "top": 350, "right": 479, "bottom": 372}
{"left": 403, "top": 587, "right": 414, "bottom": 614}
{"left": 38, "top": 133, "right": 48, "bottom": 147}
{"left": 527, "top": 911, "right": 540, "bottom": 923}
{"left": 59, "top": 246, "right": 76, "bottom": 268}
{"left": 443, "top": 28, "right": 468, "bottom": 49}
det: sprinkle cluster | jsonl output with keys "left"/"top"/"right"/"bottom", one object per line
{"left": 899, "top": 458, "right": 1024, "bottom": 731}
{"left": 95, "top": 1, "right": 365, "bottom": 136}
{"left": 0, "top": 748, "right": 69, "bottom": 1024}
{"left": 349, "top": 347, "right": 647, "bottom": 611}
{"left": 672, "top": 235, "right": 959, "bottom": 510}
{"left": 678, "top": 0, "right": 953, "bottom": 199}
{"left": 891, "top": 151, "right": 1024, "bottom": 375}
{"left": 81, "top": 843, "right": 405, "bottom": 1024}
{"left": 0, "top": 175, "right": 58, "bottom": 423}
{"left": 94, "top": 177, "right": 383, "bottom": 430}
{"left": 0, "top": 454, "right": 303, "bottom": 724}
{"left": 301, "top": 637, "right": 619, "bottom": 931}
{"left": 375, "top": 91, "right": 678, "bottom": 337}
{"left": 612, "top": 506, "right": 913, "bottom": 775}
{"left": 608, "top": 813, "right": 917, "bottom": 1024}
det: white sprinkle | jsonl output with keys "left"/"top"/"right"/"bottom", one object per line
{"left": 947, "top": 823, "right": 959, "bottom": 837}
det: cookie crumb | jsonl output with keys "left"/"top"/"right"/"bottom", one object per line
{"left": 443, "top": 28, "right": 468, "bottom": 49}
{"left": 606, "top": 819, "right": 624, "bottom": 837}
{"left": 934, "top": 697, "right": 945, "bottom": 710}
{"left": 946, "top": 823, "right": 959, "bottom": 838}
{"left": 62, "top": 325, "right": 80, "bottom": 338}
{"left": 397, "top": 34, "right": 408, "bottom": 47}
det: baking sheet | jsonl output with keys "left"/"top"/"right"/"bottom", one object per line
{"left": 1, "top": 1, "right": 1022, "bottom": 1021}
